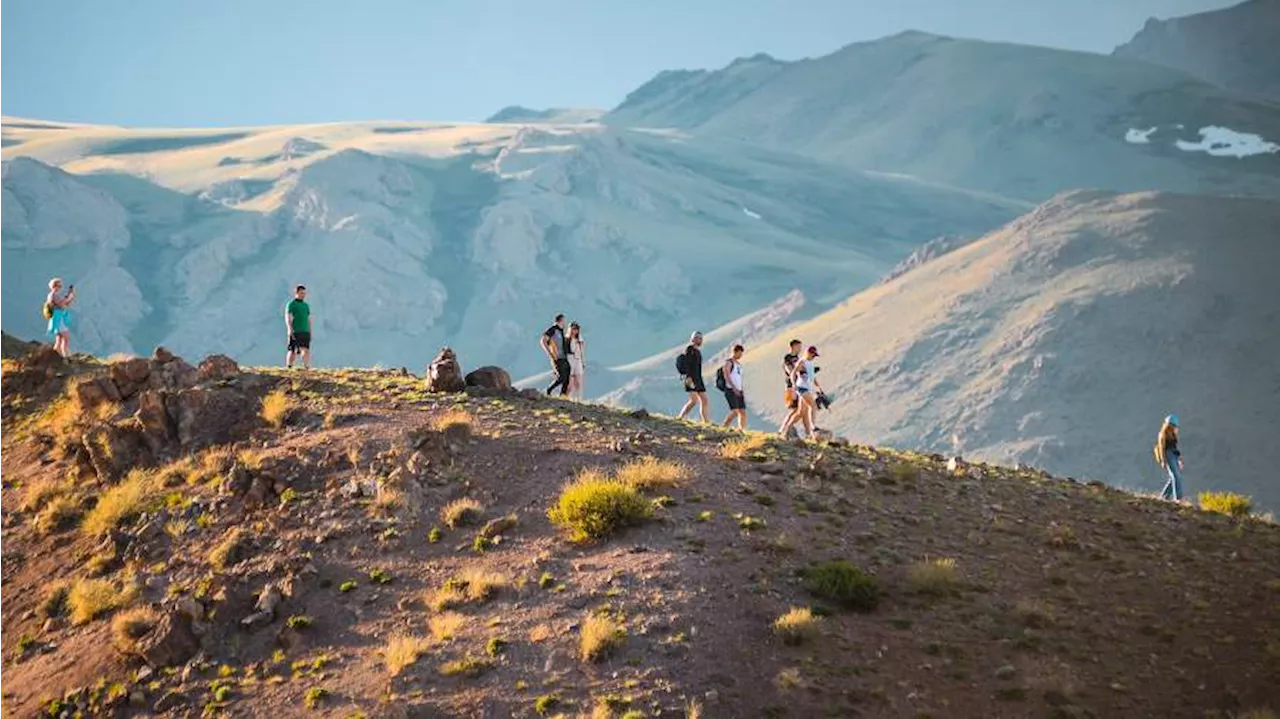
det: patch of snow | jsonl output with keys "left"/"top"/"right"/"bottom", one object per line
{"left": 1125, "top": 127, "right": 1157, "bottom": 144}
{"left": 1175, "top": 126, "right": 1279, "bottom": 158}
{"left": 742, "top": 206, "right": 762, "bottom": 220}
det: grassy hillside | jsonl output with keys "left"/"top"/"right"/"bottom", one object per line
{"left": 2, "top": 344, "right": 1277, "bottom": 718}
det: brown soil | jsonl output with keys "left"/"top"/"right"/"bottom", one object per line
{"left": 3, "top": 358, "right": 1278, "bottom": 719}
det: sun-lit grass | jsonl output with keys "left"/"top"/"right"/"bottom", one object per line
{"left": 579, "top": 614, "right": 626, "bottom": 662}
{"left": 21, "top": 476, "right": 72, "bottom": 512}
{"left": 615, "top": 456, "right": 689, "bottom": 489}
{"left": 442, "top": 498, "right": 483, "bottom": 528}
{"left": 384, "top": 633, "right": 431, "bottom": 676}
{"left": 429, "top": 612, "right": 468, "bottom": 643}
{"left": 432, "top": 408, "right": 473, "bottom": 438}
{"left": 111, "top": 605, "right": 159, "bottom": 652}
{"left": 772, "top": 607, "right": 820, "bottom": 645}
{"left": 548, "top": 468, "right": 650, "bottom": 543}
{"left": 1198, "top": 491, "right": 1253, "bottom": 518}
{"left": 719, "top": 433, "right": 770, "bottom": 460}
{"left": 438, "top": 655, "right": 493, "bottom": 678}
{"left": 68, "top": 578, "right": 136, "bottom": 625}
{"left": 81, "top": 469, "right": 159, "bottom": 536}
{"left": 907, "top": 557, "right": 960, "bottom": 596}
{"left": 35, "top": 494, "right": 81, "bottom": 535}
{"left": 260, "top": 388, "right": 294, "bottom": 428}
{"left": 208, "top": 528, "right": 246, "bottom": 571}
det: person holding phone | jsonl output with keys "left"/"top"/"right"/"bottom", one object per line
{"left": 44, "top": 277, "right": 76, "bottom": 358}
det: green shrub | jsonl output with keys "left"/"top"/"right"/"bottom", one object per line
{"left": 547, "top": 469, "right": 651, "bottom": 542}
{"left": 1198, "top": 491, "right": 1253, "bottom": 517}
{"left": 804, "top": 560, "right": 880, "bottom": 612}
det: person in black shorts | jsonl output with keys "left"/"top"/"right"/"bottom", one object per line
{"left": 676, "top": 331, "right": 709, "bottom": 422}
{"left": 285, "top": 285, "right": 312, "bottom": 369}
{"left": 541, "top": 313, "right": 572, "bottom": 396}
{"left": 721, "top": 343, "right": 747, "bottom": 430}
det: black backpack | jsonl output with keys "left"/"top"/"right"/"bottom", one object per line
{"left": 714, "top": 366, "right": 728, "bottom": 392}
{"left": 675, "top": 351, "right": 689, "bottom": 376}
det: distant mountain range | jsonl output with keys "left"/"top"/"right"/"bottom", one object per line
{"left": 1114, "top": 0, "right": 1280, "bottom": 102}
{"left": 606, "top": 30, "right": 1280, "bottom": 201}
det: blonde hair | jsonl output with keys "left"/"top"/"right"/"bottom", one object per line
{"left": 1153, "top": 421, "right": 1177, "bottom": 465}
{"left": 49, "top": 277, "right": 63, "bottom": 290}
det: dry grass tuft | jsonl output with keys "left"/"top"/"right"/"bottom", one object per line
{"left": 260, "top": 388, "right": 294, "bottom": 428}
{"left": 907, "top": 557, "right": 960, "bottom": 596}
{"left": 81, "top": 469, "right": 159, "bottom": 536}
{"left": 432, "top": 408, "right": 473, "bottom": 439}
{"left": 384, "top": 633, "right": 431, "bottom": 676}
{"left": 457, "top": 567, "right": 507, "bottom": 602}
{"left": 772, "top": 607, "right": 820, "bottom": 645}
{"left": 1013, "top": 598, "right": 1056, "bottom": 629}
{"left": 548, "top": 469, "right": 650, "bottom": 543}
{"left": 35, "top": 494, "right": 82, "bottom": 535}
{"left": 719, "top": 433, "right": 770, "bottom": 460}
{"left": 579, "top": 613, "right": 626, "bottom": 662}
{"left": 615, "top": 456, "right": 690, "bottom": 489}
{"left": 22, "top": 476, "right": 73, "bottom": 513}
{"left": 208, "top": 528, "right": 247, "bottom": 571}
{"left": 429, "top": 611, "right": 468, "bottom": 643}
{"left": 442, "top": 498, "right": 483, "bottom": 529}
{"left": 111, "top": 605, "right": 159, "bottom": 653}
{"left": 68, "top": 578, "right": 136, "bottom": 625}
{"left": 1198, "top": 491, "right": 1253, "bottom": 517}
{"left": 438, "top": 655, "right": 493, "bottom": 678}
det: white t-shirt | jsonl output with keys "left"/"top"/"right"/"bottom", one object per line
{"left": 793, "top": 359, "right": 814, "bottom": 390}
{"left": 726, "top": 359, "right": 743, "bottom": 391}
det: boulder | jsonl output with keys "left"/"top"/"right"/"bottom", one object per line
{"left": 197, "top": 354, "right": 240, "bottom": 382}
{"left": 109, "top": 358, "right": 152, "bottom": 398}
{"left": 134, "top": 611, "right": 199, "bottom": 668}
{"left": 73, "top": 376, "right": 123, "bottom": 411}
{"left": 165, "top": 386, "right": 255, "bottom": 449}
{"left": 152, "top": 346, "right": 177, "bottom": 364}
{"left": 147, "top": 357, "right": 199, "bottom": 392}
{"left": 464, "top": 366, "right": 512, "bottom": 390}
{"left": 83, "top": 421, "right": 148, "bottom": 481}
{"left": 426, "top": 347, "right": 465, "bottom": 393}
{"left": 136, "top": 391, "right": 176, "bottom": 454}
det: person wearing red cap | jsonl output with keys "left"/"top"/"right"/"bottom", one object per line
{"left": 780, "top": 345, "right": 822, "bottom": 439}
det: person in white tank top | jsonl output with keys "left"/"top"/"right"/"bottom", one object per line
{"left": 567, "top": 322, "right": 587, "bottom": 400}
{"left": 780, "top": 345, "right": 822, "bottom": 439}
{"left": 721, "top": 343, "right": 747, "bottom": 430}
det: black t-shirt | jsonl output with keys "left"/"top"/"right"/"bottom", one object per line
{"left": 782, "top": 353, "right": 798, "bottom": 388}
{"left": 685, "top": 345, "right": 703, "bottom": 376}
{"left": 544, "top": 325, "right": 569, "bottom": 358}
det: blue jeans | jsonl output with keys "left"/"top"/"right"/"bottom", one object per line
{"left": 1160, "top": 452, "right": 1184, "bottom": 501}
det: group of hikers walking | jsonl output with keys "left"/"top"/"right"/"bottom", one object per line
{"left": 38, "top": 286, "right": 1195, "bottom": 503}
{"left": 671, "top": 331, "right": 828, "bottom": 438}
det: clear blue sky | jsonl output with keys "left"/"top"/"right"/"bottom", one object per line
{"left": 2, "top": 0, "right": 1241, "bottom": 127}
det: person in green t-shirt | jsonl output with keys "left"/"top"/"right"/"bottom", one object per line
{"left": 285, "top": 285, "right": 312, "bottom": 369}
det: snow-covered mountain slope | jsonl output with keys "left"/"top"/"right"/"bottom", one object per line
{"left": 741, "top": 190, "right": 1280, "bottom": 509}
{"left": 607, "top": 31, "right": 1280, "bottom": 201}
{"left": 485, "top": 106, "right": 604, "bottom": 124}
{"left": 1114, "top": 0, "right": 1280, "bottom": 102}
{"left": 2, "top": 118, "right": 1017, "bottom": 382}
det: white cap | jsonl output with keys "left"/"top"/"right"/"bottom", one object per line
{"left": 690, "top": 331, "right": 703, "bottom": 341}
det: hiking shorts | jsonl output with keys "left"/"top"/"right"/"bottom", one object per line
{"left": 288, "top": 332, "right": 311, "bottom": 351}
{"left": 684, "top": 375, "right": 706, "bottom": 393}
{"left": 724, "top": 390, "right": 746, "bottom": 411}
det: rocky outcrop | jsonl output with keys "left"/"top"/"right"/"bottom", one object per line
{"left": 426, "top": 348, "right": 466, "bottom": 392}
{"left": 133, "top": 611, "right": 199, "bottom": 668}
{"left": 197, "top": 354, "right": 240, "bottom": 382}
{"left": 465, "top": 366, "right": 512, "bottom": 391}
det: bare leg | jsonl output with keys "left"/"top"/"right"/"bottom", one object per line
{"left": 677, "top": 396, "right": 697, "bottom": 420}
{"left": 302, "top": 347, "right": 311, "bottom": 369}
{"left": 736, "top": 410, "right": 747, "bottom": 430}
{"left": 697, "top": 393, "right": 710, "bottom": 423}
{"left": 286, "top": 349, "right": 296, "bottom": 368}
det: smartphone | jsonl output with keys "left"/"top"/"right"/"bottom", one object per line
{"left": 68, "top": 284, "right": 75, "bottom": 292}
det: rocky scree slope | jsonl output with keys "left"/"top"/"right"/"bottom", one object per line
{"left": 1, "top": 344, "right": 1278, "bottom": 718}
{"left": 1114, "top": 0, "right": 1280, "bottom": 102}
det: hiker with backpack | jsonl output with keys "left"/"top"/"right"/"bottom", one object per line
{"left": 779, "top": 345, "right": 823, "bottom": 439}
{"left": 542, "top": 314, "right": 572, "bottom": 396}
{"left": 718, "top": 343, "right": 747, "bottom": 430}
{"left": 778, "top": 339, "right": 802, "bottom": 434}
{"left": 1154, "top": 414, "right": 1185, "bottom": 501}
{"left": 567, "top": 322, "right": 587, "bottom": 400}
{"left": 675, "top": 331, "right": 709, "bottom": 423}
{"left": 44, "top": 277, "right": 76, "bottom": 358}
{"left": 285, "top": 285, "right": 313, "bottom": 369}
